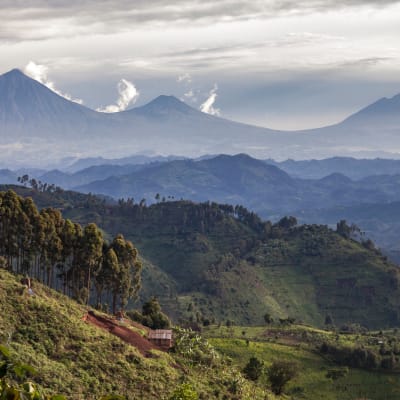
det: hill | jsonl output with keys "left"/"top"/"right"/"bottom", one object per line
{"left": 92, "top": 203, "right": 400, "bottom": 329}
{"left": 0, "top": 269, "right": 272, "bottom": 399}
{"left": 2, "top": 185, "right": 400, "bottom": 329}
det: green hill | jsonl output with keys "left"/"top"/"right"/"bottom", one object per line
{"left": 0, "top": 268, "right": 273, "bottom": 400}
{"left": 2, "top": 185, "right": 400, "bottom": 329}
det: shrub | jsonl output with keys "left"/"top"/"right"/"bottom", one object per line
{"left": 243, "top": 357, "right": 264, "bottom": 381}
{"left": 267, "top": 360, "right": 298, "bottom": 395}
{"left": 169, "top": 383, "right": 198, "bottom": 400}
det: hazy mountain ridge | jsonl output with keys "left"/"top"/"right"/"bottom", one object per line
{"left": 266, "top": 157, "right": 400, "bottom": 179}
{"left": 73, "top": 154, "right": 400, "bottom": 216}
{"left": 1, "top": 68, "right": 400, "bottom": 164}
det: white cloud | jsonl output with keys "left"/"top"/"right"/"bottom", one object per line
{"left": 177, "top": 73, "right": 192, "bottom": 83}
{"left": 97, "top": 79, "right": 139, "bottom": 113}
{"left": 200, "top": 84, "right": 220, "bottom": 116}
{"left": 24, "top": 61, "right": 83, "bottom": 104}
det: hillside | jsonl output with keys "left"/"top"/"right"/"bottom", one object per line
{"left": 0, "top": 268, "right": 272, "bottom": 400}
{"left": 94, "top": 203, "right": 400, "bottom": 329}
{"left": 204, "top": 324, "right": 400, "bottom": 400}
{"left": 11, "top": 186, "right": 400, "bottom": 328}
{"left": 2, "top": 185, "right": 399, "bottom": 329}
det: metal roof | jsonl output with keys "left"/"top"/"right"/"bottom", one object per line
{"left": 148, "top": 330, "right": 172, "bottom": 340}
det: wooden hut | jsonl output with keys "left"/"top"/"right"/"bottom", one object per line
{"left": 148, "top": 329, "right": 173, "bottom": 350}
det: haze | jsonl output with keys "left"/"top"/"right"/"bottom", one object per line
{"left": 1, "top": 0, "right": 400, "bottom": 130}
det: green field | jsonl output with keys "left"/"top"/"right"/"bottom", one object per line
{"left": 204, "top": 325, "right": 400, "bottom": 399}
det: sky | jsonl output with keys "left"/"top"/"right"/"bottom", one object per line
{"left": 1, "top": 0, "right": 400, "bottom": 130}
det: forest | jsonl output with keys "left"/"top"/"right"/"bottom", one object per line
{"left": 0, "top": 189, "right": 141, "bottom": 313}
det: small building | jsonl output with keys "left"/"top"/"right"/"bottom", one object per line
{"left": 148, "top": 329, "right": 173, "bottom": 350}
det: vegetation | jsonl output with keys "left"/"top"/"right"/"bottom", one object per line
{"left": 243, "top": 357, "right": 264, "bottom": 381}
{"left": 168, "top": 384, "right": 198, "bottom": 400}
{"left": 266, "top": 360, "right": 298, "bottom": 395}
{"left": 204, "top": 323, "right": 400, "bottom": 399}
{"left": 0, "top": 269, "right": 279, "bottom": 399}
{"left": 127, "top": 297, "right": 171, "bottom": 329}
{"left": 0, "top": 189, "right": 141, "bottom": 312}
{"left": 2, "top": 186, "right": 400, "bottom": 329}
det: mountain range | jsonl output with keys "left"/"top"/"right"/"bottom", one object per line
{"left": 1, "top": 68, "right": 400, "bottom": 165}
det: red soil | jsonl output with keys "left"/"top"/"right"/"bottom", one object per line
{"left": 84, "top": 311, "right": 159, "bottom": 356}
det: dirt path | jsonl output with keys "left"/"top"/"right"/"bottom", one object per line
{"left": 84, "top": 311, "right": 159, "bottom": 356}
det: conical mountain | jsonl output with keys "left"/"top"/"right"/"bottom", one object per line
{"left": 342, "top": 93, "right": 400, "bottom": 127}
{"left": 1, "top": 68, "right": 400, "bottom": 164}
{"left": 0, "top": 69, "right": 103, "bottom": 138}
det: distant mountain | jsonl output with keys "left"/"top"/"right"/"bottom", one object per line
{"left": 267, "top": 157, "right": 400, "bottom": 179}
{"left": 1, "top": 68, "right": 400, "bottom": 165}
{"left": 343, "top": 94, "right": 400, "bottom": 128}
{"left": 73, "top": 154, "right": 400, "bottom": 216}
{"left": 0, "top": 169, "right": 17, "bottom": 184}
{"left": 0, "top": 69, "right": 105, "bottom": 138}
{"left": 75, "top": 154, "right": 299, "bottom": 210}
{"left": 37, "top": 163, "right": 151, "bottom": 188}
{"left": 64, "top": 154, "right": 186, "bottom": 173}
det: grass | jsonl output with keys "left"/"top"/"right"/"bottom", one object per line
{"left": 204, "top": 324, "right": 400, "bottom": 400}
{"left": 0, "top": 268, "right": 278, "bottom": 400}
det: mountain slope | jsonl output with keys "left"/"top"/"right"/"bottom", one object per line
{"left": 2, "top": 68, "right": 400, "bottom": 164}
{"left": 95, "top": 202, "right": 400, "bottom": 328}
{"left": 0, "top": 268, "right": 270, "bottom": 399}
{"left": 0, "top": 69, "right": 104, "bottom": 138}
{"left": 2, "top": 184, "right": 400, "bottom": 328}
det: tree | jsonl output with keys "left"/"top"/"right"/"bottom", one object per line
{"left": 267, "top": 360, "right": 298, "bottom": 395}
{"left": 80, "top": 223, "right": 103, "bottom": 305}
{"left": 264, "top": 312, "right": 273, "bottom": 324}
{"left": 110, "top": 234, "right": 142, "bottom": 313}
{"left": 140, "top": 297, "right": 171, "bottom": 329}
{"left": 243, "top": 356, "right": 264, "bottom": 381}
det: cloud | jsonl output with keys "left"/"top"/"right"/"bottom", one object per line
{"left": 97, "top": 79, "right": 139, "bottom": 113}
{"left": 1, "top": 1, "right": 399, "bottom": 41}
{"left": 177, "top": 73, "right": 192, "bottom": 83}
{"left": 338, "top": 57, "right": 393, "bottom": 68}
{"left": 24, "top": 61, "right": 83, "bottom": 104}
{"left": 200, "top": 84, "right": 220, "bottom": 116}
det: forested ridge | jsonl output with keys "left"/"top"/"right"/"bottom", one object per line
{"left": 2, "top": 185, "right": 400, "bottom": 329}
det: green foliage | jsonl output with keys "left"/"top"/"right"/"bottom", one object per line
{"left": 1, "top": 270, "right": 270, "bottom": 399}
{"left": 172, "top": 328, "right": 220, "bottom": 366}
{"left": 0, "top": 344, "right": 65, "bottom": 400}
{"left": 127, "top": 297, "right": 171, "bottom": 329}
{"left": 4, "top": 186, "right": 400, "bottom": 331}
{"left": 243, "top": 356, "right": 263, "bottom": 381}
{"left": 168, "top": 383, "right": 198, "bottom": 400}
{"left": 266, "top": 360, "right": 298, "bottom": 395}
{"left": 325, "top": 367, "right": 349, "bottom": 380}
{"left": 0, "top": 189, "right": 141, "bottom": 313}
{"left": 320, "top": 342, "right": 380, "bottom": 370}
{"left": 263, "top": 313, "right": 273, "bottom": 324}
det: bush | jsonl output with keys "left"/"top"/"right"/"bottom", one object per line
{"left": 267, "top": 360, "right": 298, "bottom": 395}
{"left": 127, "top": 298, "right": 171, "bottom": 329}
{"left": 169, "top": 383, "right": 198, "bottom": 400}
{"left": 243, "top": 357, "right": 264, "bottom": 381}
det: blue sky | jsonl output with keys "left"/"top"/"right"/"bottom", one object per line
{"left": 1, "top": 0, "right": 400, "bottom": 129}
